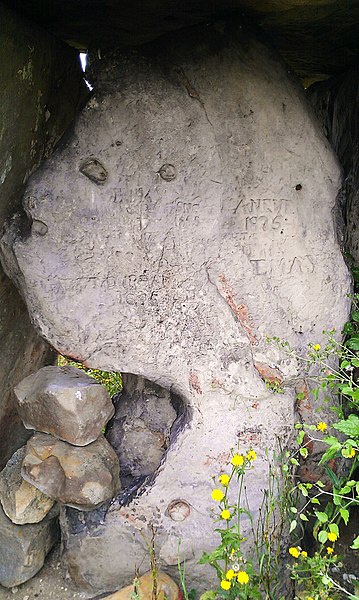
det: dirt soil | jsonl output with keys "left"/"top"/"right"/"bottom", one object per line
{"left": 0, "top": 544, "right": 92, "bottom": 600}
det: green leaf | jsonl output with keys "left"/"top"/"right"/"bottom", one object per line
{"left": 299, "top": 447, "right": 308, "bottom": 458}
{"left": 333, "top": 414, "right": 359, "bottom": 437}
{"left": 311, "top": 498, "right": 321, "bottom": 504}
{"left": 340, "top": 508, "right": 350, "bottom": 525}
{"left": 290, "top": 507, "right": 297, "bottom": 514}
{"left": 289, "top": 519, "right": 297, "bottom": 533}
{"left": 343, "top": 322, "right": 355, "bottom": 334}
{"left": 319, "top": 445, "right": 340, "bottom": 463}
{"left": 351, "top": 535, "right": 359, "bottom": 549}
{"left": 314, "top": 511, "right": 328, "bottom": 523}
{"left": 329, "top": 523, "right": 339, "bottom": 536}
{"left": 352, "top": 358, "right": 359, "bottom": 367}
{"left": 351, "top": 311, "right": 359, "bottom": 322}
{"left": 340, "top": 385, "right": 354, "bottom": 395}
{"left": 291, "top": 458, "right": 300, "bottom": 467}
{"left": 340, "top": 359, "right": 351, "bottom": 368}
{"left": 296, "top": 431, "right": 305, "bottom": 445}
{"left": 318, "top": 530, "right": 328, "bottom": 544}
{"left": 345, "top": 335, "right": 359, "bottom": 350}
{"left": 299, "top": 513, "right": 309, "bottom": 522}
{"left": 298, "top": 484, "right": 309, "bottom": 497}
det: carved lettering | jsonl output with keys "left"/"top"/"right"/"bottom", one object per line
{"left": 249, "top": 255, "right": 315, "bottom": 276}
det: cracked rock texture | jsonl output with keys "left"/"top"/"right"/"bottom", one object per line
{"left": 0, "top": 21, "right": 351, "bottom": 594}
{"left": 14, "top": 365, "right": 115, "bottom": 446}
{"left": 22, "top": 433, "right": 120, "bottom": 510}
{"left": 0, "top": 445, "right": 55, "bottom": 525}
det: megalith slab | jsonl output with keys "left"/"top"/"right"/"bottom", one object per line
{"left": 0, "top": 21, "right": 350, "bottom": 594}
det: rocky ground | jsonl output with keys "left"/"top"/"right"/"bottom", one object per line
{"left": 0, "top": 544, "right": 89, "bottom": 600}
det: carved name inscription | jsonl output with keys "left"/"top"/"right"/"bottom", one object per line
{"left": 233, "top": 198, "right": 315, "bottom": 276}
{"left": 237, "top": 198, "right": 293, "bottom": 234}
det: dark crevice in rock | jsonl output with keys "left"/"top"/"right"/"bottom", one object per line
{"left": 106, "top": 373, "right": 191, "bottom": 496}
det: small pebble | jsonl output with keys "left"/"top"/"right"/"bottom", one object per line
{"left": 23, "top": 596, "right": 29, "bottom": 600}
{"left": 11, "top": 587, "right": 18, "bottom": 594}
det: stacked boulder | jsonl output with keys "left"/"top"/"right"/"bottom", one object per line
{"left": 0, "top": 365, "right": 120, "bottom": 588}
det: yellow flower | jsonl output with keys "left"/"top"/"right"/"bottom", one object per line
{"left": 231, "top": 454, "right": 244, "bottom": 467}
{"left": 226, "top": 569, "right": 235, "bottom": 580}
{"left": 316, "top": 422, "right": 327, "bottom": 432}
{"left": 327, "top": 546, "right": 334, "bottom": 554}
{"left": 347, "top": 447, "right": 356, "bottom": 458}
{"left": 221, "top": 509, "right": 231, "bottom": 520}
{"left": 219, "top": 474, "right": 230, "bottom": 486}
{"left": 301, "top": 551, "right": 308, "bottom": 558}
{"left": 246, "top": 450, "right": 257, "bottom": 461}
{"left": 327, "top": 532, "right": 338, "bottom": 542}
{"left": 307, "top": 597, "right": 315, "bottom": 600}
{"left": 220, "top": 580, "right": 231, "bottom": 590}
{"left": 211, "top": 489, "right": 224, "bottom": 502}
{"left": 289, "top": 547, "right": 300, "bottom": 558}
{"left": 313, "top": 344, "right": 321, "bottom": 351}
{"left": 237, "top": 571, "right": 249, "bottom": 585}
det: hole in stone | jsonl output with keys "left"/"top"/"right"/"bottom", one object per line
{"left": 78, "top": 51, "right": 93, "bottom": 91}
{"left": 57, "top": 356, "right": 190, "bottom": 504}
{"left": 106, "top": 373, "right": 190, "bottom": 493}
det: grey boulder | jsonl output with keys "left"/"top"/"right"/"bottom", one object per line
{"left": 0, "top": 446, "right": 55, "bottom": 525}
{"left": 0, "top": 502, "right": 59, "bottom": 588}
{"left": 21, "top": 432, "right": 120, "bottom": 510}
{"left": 14, "top": 365, "right": 115, "bottom": 446}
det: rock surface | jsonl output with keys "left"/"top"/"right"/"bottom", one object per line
{"left": 4, "top": 0, "right": 359, "bottom": 81}
{"left": 308, "top": 70, "right": 359, "bottom": 265}
{"left": 0, "top": 2, "right": 86, "bottom": 470}
{"left": 107, "top": 374, "right": 177, "bottom": 484}
{"left": 102, "top": 571, "right": 181, "bottom": 600}
{"left": 1, "top": 22, "right": 350, "bottom": 594}
{"left": 22, "top": 433, "right": 120, "bottom": 510}
{"left": 0, "top": 446, "right": 55, "bottom": 525}
{"left": 14, "top": 365, "right": 115, "bottom": 446}
{"left": 0, "top": 501, "right": 59, "bottom": 588}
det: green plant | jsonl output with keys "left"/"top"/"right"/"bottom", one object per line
{"left": 57, "top": 354, "right": 122, "bottom": 397}
{"left": 199, "top": 447, "right": 290, "bottom": 599}
{"left": 267, "top": 329, "right": 359, "bottom": 599}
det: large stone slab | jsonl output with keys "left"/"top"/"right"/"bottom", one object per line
{"left": 22, "top": 433, "right": 120, "bottom": 510}
{"left": 14, "top": 365, "right": 115, "bottom": 446}
{"left": 0, "top": 21, "right": 351, "bottom": 594}
{"left": 0, "top": 446, "right": 55, "bottom": 525}
{"left": 0, "top": 502, "right": 59, "bottom": 588}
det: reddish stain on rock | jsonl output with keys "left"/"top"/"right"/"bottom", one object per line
{"left": 218, "top": 275, "right": 257, "bottom": 345}
{"left": 254, "top": 361, "right": 283, "bottom": 384}
{"left": 189, "top": 371, "right": 202, "bottom": 395}
{"left": 295, "top": 379, "right": 311, "bottom": 413}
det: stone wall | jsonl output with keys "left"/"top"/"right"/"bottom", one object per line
{"left": 307, "top": 71, "right": 359, "bottom": 264}
{"left": 0, "top": 2, "right": 86, "bottom": 468}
